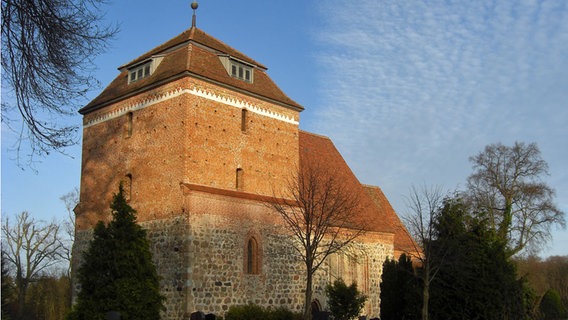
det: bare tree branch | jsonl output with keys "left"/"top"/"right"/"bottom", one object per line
{"left": 402, "top": 184, "right": 450, "bottom": 320}
{"left": 60, "top": 187, "right": 78, "bottom": 276}
{"left": 466, "top": 142, "right": 566, "bottom": 256}
{"left": 269, "top": 163, "right": 366, "bottom": 320}
{"left": 1, "top": 0, "right": 117, "bottom": 166}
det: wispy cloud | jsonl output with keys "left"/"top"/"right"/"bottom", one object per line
{"left": 312, "top": 0, "right": 568, "bottom": 241}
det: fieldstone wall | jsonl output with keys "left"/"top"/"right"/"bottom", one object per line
{"left": 184, "top": 195, "right": 393, "bottom": 319}
{"left": 143, "top": 216, "right": 191, "bottom": 320}
{"left": 70, "top": 229, "right": 93, "bottom": 305}
{"left": 72, "top": 212, "right": 393, "bottom": 320}
{"left": 187, "top": 211, "right": 305, "bottom": 315}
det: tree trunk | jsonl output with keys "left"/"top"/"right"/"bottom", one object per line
{"left": 422, "top": 274, "right": 429, "bottom": 320}
{"left": 17, "top": 278, "right": 28, "bottom": 320}
{"left": 303, "top": 270, "right": 313, "bottom": 320}
{"left": 499, "top": 198, "right": 513, "bottom": 243}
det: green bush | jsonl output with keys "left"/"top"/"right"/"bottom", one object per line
{"left": 225, "top": 304, "right": 264, "bottom": 320}
{"left": 540, "top": 289, "right": 568, "bottom": 320}
{"left": 269, "top": 306, "right": 303, "bottom": 320}
{"left": 225, "top": 304, "right": 301, "bottom": 320}
{"left": 326, "top": 278, "right": 367, "bottom": 320}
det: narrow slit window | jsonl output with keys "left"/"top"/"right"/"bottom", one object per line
{"left": 241, "top": 109, "right": 248, "bottom": 132}
{"left": 124, "top": 174, "right": 132, "bottom": 202}
{"left": 236, "top": 168, "right": 244, "bottom": 191}
{"left": 125, "top": 112, "right": 133, "bottom": 138}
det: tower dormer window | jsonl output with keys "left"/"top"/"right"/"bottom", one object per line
{"left": 128, "top": 61, "right": 152, "bottom": 84}
{"left": 219, "top": 56, "right": 254, "bottom": 83}
{"left": 123, "top": 56, "right": 163, "bottom": 85}
{"left": 230, "top": 60, "right": 252, "bottom": 82}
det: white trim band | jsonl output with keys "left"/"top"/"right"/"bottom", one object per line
{"left": 83, "top": 87, "right": 299, "bottom": 128}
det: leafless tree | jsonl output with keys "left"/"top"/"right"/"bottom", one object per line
{"left": 402, "top": 184, "right": 448, "bottom": 320}
{"left": 1, "top": 211, "right": 65, "bottom": 318}
{"left": 269, "top": 164, "right": 365, "bottom": 320}
{"left": 467, "top": 142, "right": 565, "bottom": 256}
{"left": 60, "top": 187, "right": 78, "bottom": 276}
{"left": 1, "top": 0, "right": 117, "bottom": 165}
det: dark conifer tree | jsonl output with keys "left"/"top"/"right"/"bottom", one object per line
{"left": 68, "top": 184, "right": 164, "bottom": 320}
{"left": 428, "top": 197, "right": 528, "bottom": 320}
{"left": 380, "top": 254, "right": 421, "bottom": 320}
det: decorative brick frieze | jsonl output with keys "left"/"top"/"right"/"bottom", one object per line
{"left": 84, "top": 85, "right": 299, "bottom": 128}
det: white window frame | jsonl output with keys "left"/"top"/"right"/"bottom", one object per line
{"left": 230, "top": 60, "right": 253, "bottom": 83}
{"left": 219, "top": 56, "right": 254, "bottom": 83}
{"left": 128, "top": 61, "right": 153, "bottom": 84}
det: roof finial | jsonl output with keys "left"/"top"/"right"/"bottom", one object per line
{"left": 191, "top": 1, "right": 199, "bottom": 28}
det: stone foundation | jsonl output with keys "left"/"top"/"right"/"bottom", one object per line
{"left": 72, "top": 212, "right": 392, "bottom": 319}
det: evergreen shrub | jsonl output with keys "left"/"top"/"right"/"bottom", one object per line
{"left": 224, "top": 304, "right": 301, "bottom": 320}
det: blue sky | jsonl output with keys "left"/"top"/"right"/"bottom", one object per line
{"left": 2, "top": 0, "right": 567, "bottom": 256}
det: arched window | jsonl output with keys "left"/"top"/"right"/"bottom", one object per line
{"left": 246, "top": 237, "right": 260, "bottom": 274}
{"left": 311, "top": 300, "right": 322, "bottom": 319}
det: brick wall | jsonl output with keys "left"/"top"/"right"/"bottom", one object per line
{"left": 77, "top": 77, "right": 299, "bottom": 229}
{"left": 74, "top": 74, "right": 393, "bottom": 319}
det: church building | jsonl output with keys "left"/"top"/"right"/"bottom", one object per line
{"left": 73, "top": 5, "right": 415, "bottom": 319}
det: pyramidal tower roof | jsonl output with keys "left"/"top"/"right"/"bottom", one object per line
{"left": 80, "top": 26, "right": 304, "bottom": 114}
{"left": 121, "top": 27, "right": 267, "bottom": 71}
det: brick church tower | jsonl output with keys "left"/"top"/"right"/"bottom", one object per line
{"left": 73, "top": 7, "right": 415, "bottom": 319}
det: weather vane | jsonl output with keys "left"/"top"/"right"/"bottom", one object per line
{"left": 191, "top": 1, "right": 198, "bottom": 28}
